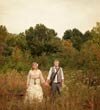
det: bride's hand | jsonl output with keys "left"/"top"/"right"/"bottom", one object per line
{"left": 44, "top": 82, "right": 49, "bottom": 87}
{"left": 26, "top": 84, "right": 29, "bottom": 89}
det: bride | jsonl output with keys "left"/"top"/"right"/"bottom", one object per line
{"left": 24, "top": 62, "right": 45, "bottom": 103}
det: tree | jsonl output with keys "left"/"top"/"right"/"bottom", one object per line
{"left": 43, "top": 37, "right": 63, "bottom": 55}
{"left": 76, "top": 22, "right": 100, "bottom": 72}
{"left": 63, "top": 29, "right": 72, "bottom": 40}
{"left": 91, "top": 22, "right": 100, "bottom": 47}
{"left": 83, "top": 31, "right": 92, "bottom": 42}
{"left": 0, "top": 25, "right": 8, "bottom": 55}
{"left": 71, "top": 28, "right": 83, "bottom": 50}
{"left": 63, "top": 28, "right": 83, "bottom": 50}
{"left": 25, "top": 24, "right": 57, "bottom": 42}
{"left": 25, "top": 24, "right": 59, "bottom": 56}
{"left": 15, "top": 33, "right": 28, "bottom": 51}
{"left": 0, "top": 25, "right": 8, "bottom": 42}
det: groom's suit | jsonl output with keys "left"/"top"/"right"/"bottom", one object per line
{"left": 47, "top": 66, "right": 64, "bottom": 96}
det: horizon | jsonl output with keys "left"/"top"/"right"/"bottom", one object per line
{"left": 0, "top": 0, "right": 100, "bottom": 37}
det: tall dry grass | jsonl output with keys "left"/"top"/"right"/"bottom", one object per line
{"left": 0, "top": 69, "right": 100, "bottom": 110}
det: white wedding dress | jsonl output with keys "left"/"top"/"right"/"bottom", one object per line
{"left": 24, "top": 69, "right": 45, "bottom": 103}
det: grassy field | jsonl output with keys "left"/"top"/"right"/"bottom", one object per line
{"left": 0, "top": 69, "right": 100, "bottom": 110}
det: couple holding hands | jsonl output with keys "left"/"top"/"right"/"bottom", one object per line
{"left": 24, "top": 60, "right": 64, "bottom": 103}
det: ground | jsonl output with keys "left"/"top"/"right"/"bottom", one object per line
{"left": 0, "top": 69, "right": 100, "bottom": 110}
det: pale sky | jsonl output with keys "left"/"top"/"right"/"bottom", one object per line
{"left": 0, "top": 0, "right": 100, "bottom": 37}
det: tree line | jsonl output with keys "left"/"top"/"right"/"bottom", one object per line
{"left": 0, "top": 23, "right": 100, "bottom": 75}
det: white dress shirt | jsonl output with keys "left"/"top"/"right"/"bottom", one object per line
{"left": 47, "top": 67, "right": 64, "bottom": 83}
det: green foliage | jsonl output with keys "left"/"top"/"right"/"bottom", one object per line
{"left": 25, "top": 24, "right": 60, "bottom": 56}
{"left": 0, "top": 22, "right": 100, "bottom": 78}
{"left": 91, "top": 22, "right": 100, "bottom": 47}
{"left": 0, "top": 25, "right": 8, "bottom": 55}
{"left": 63, "top": 28, "right": 84, "bottom": 50}
{"left": 0, "top": 25, "right": 8, "bottom": 43}
{"left": 63, "top": 29, "right": 72, "bottom": 39}
{"left": 83, "top": 31, "right": 92, "bottom": 42}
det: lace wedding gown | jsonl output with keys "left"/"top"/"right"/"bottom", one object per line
{"left": 24, "top": 69, "right": 45, "bottom": 103}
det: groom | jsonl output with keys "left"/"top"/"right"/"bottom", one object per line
{"left": 46, "top": 60, "right": 64, "bottom": 96}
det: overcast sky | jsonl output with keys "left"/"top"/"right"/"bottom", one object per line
{"left": 0, "top": 0, "right": 100, "bottom": 37}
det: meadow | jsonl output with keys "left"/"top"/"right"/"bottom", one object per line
{"left": 0, "top": 69, "right": 100, "bottom": 110}
{"left": 0, "top": 22, "right": 100, "bottom": 110}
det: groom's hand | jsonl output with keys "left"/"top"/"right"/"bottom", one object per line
{"left": 45, "top": 81, "right": 49, "bottom": 87}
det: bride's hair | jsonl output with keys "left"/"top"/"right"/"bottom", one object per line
{"left": 31, "top": 62, "right": 38, "bottom": 70}
{"left": 32, "top": 62, "right": 38, "bottom": 66}
{"left": 54, "top": 59, "right": 60, "bottom": 63}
